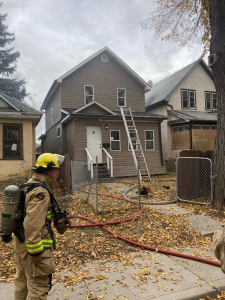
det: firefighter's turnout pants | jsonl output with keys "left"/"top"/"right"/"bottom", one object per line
{"left": 14, "top": 248, "right": 55, "bottom": 300}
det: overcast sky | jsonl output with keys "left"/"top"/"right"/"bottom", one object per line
{"left": 2, "top": 0, "right": 206, "bottom": 107}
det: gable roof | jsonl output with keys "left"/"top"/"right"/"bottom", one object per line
{"left": 41, "top": 46, "right": 151, "bottom": 110}
{"left": 169, "top": 110, "right": 217, "bottom": 122}
{"left": 0, "top": 92, "right": 42, "bottom": 114}
{"left": 145, "top": 59, "right": 214, "bottom": 109}
{"left": 74, "top": 101, "right": 116, "bottom": 115}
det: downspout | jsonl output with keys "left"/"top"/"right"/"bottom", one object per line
{"left": 159, "top": 120, "right": 164, "bottom": 165}
{"left": 190, "top": 122, "right": 193, "bottom": 150}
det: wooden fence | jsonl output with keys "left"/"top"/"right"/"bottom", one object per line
{"left": 59, "top": 153, "right": 71, "bottom": 193}
{"left": 193, "top": 141, "right": 215, "bottom": 152}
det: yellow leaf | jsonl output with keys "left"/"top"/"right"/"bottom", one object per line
{"left": 63, "top": 293, "right": 68, "bottom": 296}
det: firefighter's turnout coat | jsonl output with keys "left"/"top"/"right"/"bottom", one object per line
{"left": 14, "top": 172, "right": 57, "bottom": 300}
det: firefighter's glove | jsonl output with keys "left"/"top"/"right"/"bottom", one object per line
{"left": 54, "top": 209, "right": 70, "bottom": 235}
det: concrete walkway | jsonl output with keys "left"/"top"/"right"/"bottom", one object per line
{"left": 1, "top": 204, "right": 225, "bottom": 300}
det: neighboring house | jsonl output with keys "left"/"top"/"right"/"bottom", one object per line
{"left": 36, "top": 141, "right": 42, "bottom": 153}
{"left": 0, "top": 92, "right": 42, "bottom": 181}
{"left": 145, "top": 59, "right": 217, "bottom": 163}
{"left": 40, "top": 47, "right": 167, "bottom": 175}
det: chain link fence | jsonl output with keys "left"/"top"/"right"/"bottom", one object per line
{"left": 176, "top": 157, "right": 212, "bottom": 204}
{"left": 71, "top": 159, "right": 140, "bottom": 214}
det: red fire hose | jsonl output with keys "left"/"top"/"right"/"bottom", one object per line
{"left": 68, "top": 193, "right": 221, "bottom": 268}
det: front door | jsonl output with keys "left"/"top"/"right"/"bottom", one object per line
{"left": 87, "top": 126, "right": 102, "bottom": 163}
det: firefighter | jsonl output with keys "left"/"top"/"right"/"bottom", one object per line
{"left": 14, "top": 153, "right": 65, "bottom": 300}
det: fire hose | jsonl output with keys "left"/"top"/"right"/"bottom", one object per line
{"left": 68, "top": 191, "right": 221, "bottom": 268}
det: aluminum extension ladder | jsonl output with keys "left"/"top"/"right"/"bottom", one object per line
{"left": 120, "top": 107, "right": 151, "bottom": 182}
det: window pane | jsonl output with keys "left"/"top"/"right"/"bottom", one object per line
{"left": 178, "top": 127, "right": 184, "bottom": 132}
{"left": 111, "top": 141, "right": 120, "bottom": 150}
{"left": 118, "top": 89, "right": 125, "bottom": 97}
{"left": 172, "top": 127, "right": 177, "bottom": 133}
{"left": 145, "top": 131, "right": 153, "bottom": 140}
{"left": 182, "top": 99, "right": 188, "bottom": 108}
{"left": 146, "top": 141, "right": 154, "bottom": 150}
{"left": 3, "top": 141, "right": 20, "bottom": 157}
{"left": 213, "top": 94, "right": 217, "bottom": 109}
{"left": 85, "top": 95, "right": 93, "bottom": 104}
{"left": 206, "top": 100, "right": 211, "bottom": 110}
{"left": 118, "top": 98, "right": 125, "bottom": 106}
{"left": 182, "top": 91, "right": 188, "bottom": 98}
{"left": 189, "top": 92, "right": 195, "bottom": 108}
{"left": 111, "top": 131, "right": 119, "bottom": 140}
{"left": 85, "top": 86, "right": 93, "bottom": 96}
{"left": 129, "top": 130, "right": 137, "bottom": 150}
{"left": 206, "top": 93, "right": 211, "bottom": 99}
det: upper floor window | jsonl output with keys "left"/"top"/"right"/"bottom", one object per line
{"left": 181, "top": 90, "right": 196, "bottom": 109}
{"left": 2, "top": 125, "right": 23, "bottom": 159}
{"left": 117, "top": 88, "right": 126, "bottom": 107}
{"left": 205, "top": 92, "right": 217, "bottom": 110}
{"left": 85, "top": 86, "right": 94, "bottom": 105}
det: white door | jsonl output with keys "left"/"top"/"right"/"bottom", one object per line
{"left": 87, "top": 126, "right": 102, "bottom": 163}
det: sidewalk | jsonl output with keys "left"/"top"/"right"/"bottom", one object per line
{"left": 1, "top": 204, "right": 225, "bottom": 300}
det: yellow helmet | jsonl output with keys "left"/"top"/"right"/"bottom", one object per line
{"left": 32, "top": 153, "right": 65, "bottom": 171}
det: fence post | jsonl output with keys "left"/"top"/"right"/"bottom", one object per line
{"left": 137, "top": 156, "right": 141, "bottom": 209}
{"left": 95, "top": 156, "right": 98, "bottom": 215}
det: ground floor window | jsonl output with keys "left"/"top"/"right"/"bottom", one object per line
{"left": 145, "top": 130, "right": 154, "bottom": 150}
{"left": 2, "top": 124, "right": 23, "bottom": 159}
{"left": 128, "top": 130, "right": 137, "bottom": 150}
{"left": 110, "top": 130, "right": 120, "bottom": 151}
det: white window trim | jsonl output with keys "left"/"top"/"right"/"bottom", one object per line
{"left": 84, "top": 85, "right": 94, "bottom": 105}
{"left": 212, "top": 92, "right": 217, "bottom": 110}
{"left": 117, "top": 88, "right": 126, "bottom": 107}
{"left": 110, "top": 130, "right": 121, "bottom": 151}
{"left": 128, "top": 129, "right": 137, "bottom": 151}
{"left": 56, "top": 124, "right": 61, "bottom": 138}
{"left": 145, "top": 130, "right": 154, "bottom": 151}
{"left": 205, "top": 91, "right": 217, "bottom": 111}
{"left": 51, "top": 107, "right": 53, "bottom": 124}
{"left": 189, "top": 91, "right": 196, "bottom": 109}
{"left": 181, "top": 89, "right": 196, "bottom": 109}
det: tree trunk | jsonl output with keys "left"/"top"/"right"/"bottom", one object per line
{"left": 209, "top": 0, "right": 225, "bottom": 210}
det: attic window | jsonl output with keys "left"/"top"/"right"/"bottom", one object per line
{"left": 101, "top": 54, "right": 109, "bottom": 62}
{"left": 85, "top": 86, "right": 94, "bottom": 104}
{"left": 117, "top": 88, "right": 126, "bottom": 107}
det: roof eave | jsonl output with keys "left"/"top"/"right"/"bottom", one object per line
{"left": 41, "top": 80, "right": 60, "bottom": 110}
{"left": 58, "top": 46, "right": 150, "bottom": 91}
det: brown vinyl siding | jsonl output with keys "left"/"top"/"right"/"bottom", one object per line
{"left": 62, "top": 54, "right": 145, "bottom": 112}
{"left": 80, "top": 105, "right": 112, "bottom": 115}
{"left": 45, "top": 87, "right": 61, "bottom": 131}
{"left": 66, "top": 119, "right": 75, "bottom": 160}
{"left": 74, "top": 117, "right": 166, "bottom": 174}
{"left": 45, "top": 122, "right": 63, "bottom": 154}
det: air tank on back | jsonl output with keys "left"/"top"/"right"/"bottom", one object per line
{"left": 1, "top": 185, "right": 21, "bottom": 241}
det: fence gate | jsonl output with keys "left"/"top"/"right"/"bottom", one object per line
{"left": 176, "top": 157, "right": 212, "bottom": 205}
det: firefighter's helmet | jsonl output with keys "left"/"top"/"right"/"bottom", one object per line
{"left": 32, "top": 153, "right": 65, "bottom": 172}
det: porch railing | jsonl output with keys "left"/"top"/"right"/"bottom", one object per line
{"left": 103, "top": 148, "right": 113, "bottom": 177}
{"left": 85, "top": 148, "right": 93, "bottom": 178}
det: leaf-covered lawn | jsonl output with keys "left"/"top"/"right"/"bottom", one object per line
{"left": 0, "top": 173, "right": 225, "bottom": 299}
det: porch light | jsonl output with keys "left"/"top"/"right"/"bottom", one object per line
{"left": 105, "top": 124, "right": 108, "bottom": 129}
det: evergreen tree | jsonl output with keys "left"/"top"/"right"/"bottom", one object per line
{"left": 0, "top": 3, "right": 27, "bottom": 101}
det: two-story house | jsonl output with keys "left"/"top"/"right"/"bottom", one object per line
{"left": 145, "top": 59, "right": 217, "bottom": 164}
{"left": 40, "top": 47, "right": 167, "bottom": 176}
